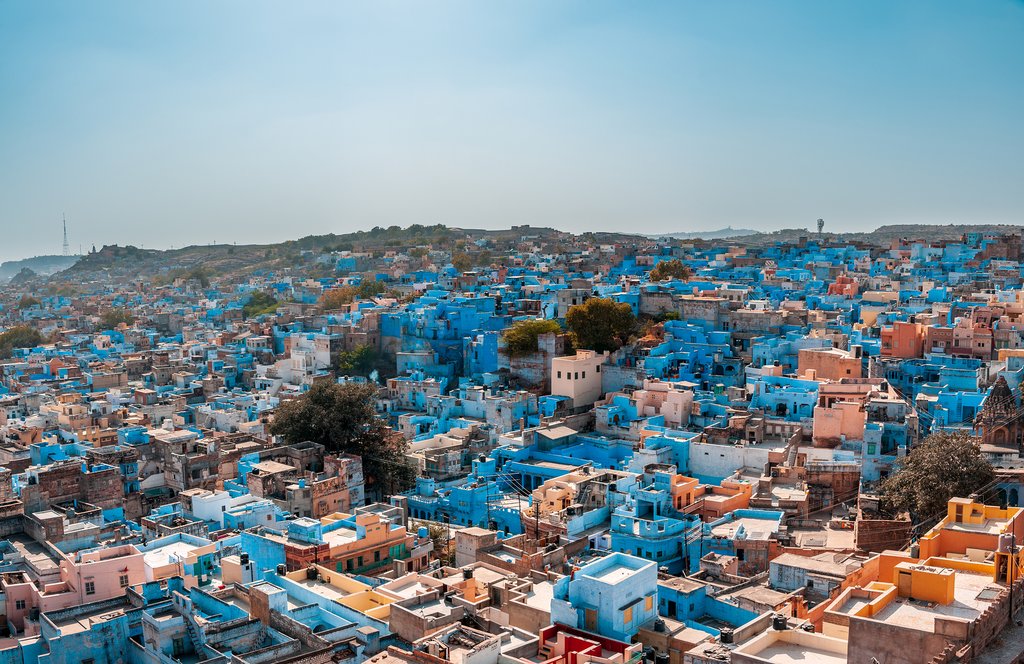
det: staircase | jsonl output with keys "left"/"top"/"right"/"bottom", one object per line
{"left": 184, "top": 612, "right": 205, "bottom": 649}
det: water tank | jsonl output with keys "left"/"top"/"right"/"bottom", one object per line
{"left": 801, "top": 623, "right": 815, "bottom": 633}
{"left": 720, "top": 628, "right": 734, "bottom": 644}
{"left": 999, "top": 533, "right": 1015, "bottom": 553}
{"left": 655, "top": 653, "right": 669, "bottom": 664}
{"left": 462, "top": 568, "right": 474, "bottom": 580}
{"left": 772, "top": 614, "right": 788, "bottom": 631}
{"left": 240, "top": 553, "right": 249, "bottom": 565}
{"left": 653, "top": 619, "right": 666, "bottom": 633}
{"left": 276, "top": 564, "right": 287, "bottom": 575}
{"left": 418, "top": 526, "right": 429, "bottom": 539}
{"left": 306, "top": 566, "right": 319, "bottom": 580}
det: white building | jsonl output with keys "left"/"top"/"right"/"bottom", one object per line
{"left": 551, "top": 350, "right": 607, "bottom": 408}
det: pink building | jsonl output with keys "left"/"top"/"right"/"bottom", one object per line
{"left": 1, "top": 544, "right": 145, "bottom": 637}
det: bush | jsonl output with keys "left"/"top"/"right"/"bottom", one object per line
{"left": 649, "top": 259, "right": 692, "bottom": 281}
{"left": 503, "top": 319, "right": 562, "bottom": 357}
{"left": 565, "top": 298, "right": 637, "bottom": 353}
{"left": 242, "top": 291, "right": 279, "bottom": 318}
{"left": 0, "top": 326, "right": 43, "bottom": 358}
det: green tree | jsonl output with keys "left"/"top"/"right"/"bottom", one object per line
{"left": 649, "top": 259, "right": 692, "bottom": 281}
{"left": 17, "top": 296, "right": 41, "bottom": 310}
{"left": 565, "top": 298, "right": 637, "bottom": 353}
{"left": 242, "top": 291, "right": 279, "bottom": 318}
{"left": 0, "top": 326, "right": 43, "bottom": 358}
{"left": 880, "top": 431, "right": 994, "bottom": 521}
{"left": 427, "top": 524, "right": 455, "bottom": 565}
{"left": 356, "top": 280, "right": 387, "bottom": 299}
{"left": 269, "top": 381, "right": 414, "bottom": 498}
{"left": 100, "top": 308, "right": 134, "bottom": 329}
{"left": 334, "top": 344, "right": 378, "bottom": 377}
{"left": 503, "top": 319, "right": 562, "bottom": 357}
{"left": 451, "top": 252, "right": 472, "bottom": 273}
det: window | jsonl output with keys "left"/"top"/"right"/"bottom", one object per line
{"left": 596, "top": 365, "right": 600, "bottom": 372}
{"left": 120, "top": 574, "right": 130, "bottom": 588}
{"left": 374, "top": 550, "right": 381, "bottom": 562}
{"left": 85, "top": 581, "right": 96, "bottom": 595}
{"left": 623, "top": 606, "right": 633, "bottom": 622}
{"left": 15, "top": 600, "right": 25, "bottom": 610}
{"left": 582, "top": 371, "right": 586, "bottom": 379}
{"left": 557, "top": 371, "right": 562, "bottom": 379}
{"left": 574, "top": 372, "right": 579, "bottom": 380}
{"left": 646, "top": 596, "right": 654, "bottom": 611}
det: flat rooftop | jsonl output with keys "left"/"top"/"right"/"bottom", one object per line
{"left": 522, "top": 580, "right": 553, "bottom": 612}
{"left": 143, "top": 541, "right": 197, "bottom": 568}
{"left": 53, "top": 608, "right": 127, "bottom": 636}
{"left": 292, "top": 577, "right": 351, "bottom": 603}
{"left": 941, "top": 519, "right": 1010, "bottom": 536}
{"left": 872, "top": 571, "right": 1002, "bottom": 631}
{"left": 754, "top": 641, "right": 847, "bottom": 664}
{"left": 589, "top": 562, "right": 636, "bottom": 584}
{"left": 711, "top": 517, "right": 779, "bottom": 540}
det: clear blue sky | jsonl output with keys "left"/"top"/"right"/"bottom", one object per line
{"left": 1, "top": 1, "right": 1022, "bottom": 261}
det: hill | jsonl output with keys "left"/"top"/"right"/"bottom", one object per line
{"left": 0, "top": 255, "right": 79, "bottom": 283}
{"left": 651, "top": 227, "right": 762, "bottom": 240}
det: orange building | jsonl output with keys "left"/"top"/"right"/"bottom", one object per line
{"left": 798, "top": 346, "right": 863, "bottom": 382}
{"left": 880, "top": 320, "right": 927, "bottom": 358}
{"left": 667, "top": 472, "right": 753, "bottom": 519}
{"left": 819, "top": 497, "right": 1024, "bottom": 663}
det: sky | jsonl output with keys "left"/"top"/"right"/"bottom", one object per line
{"left": 1, "top": 1, "right": 1022, "bottom": 261}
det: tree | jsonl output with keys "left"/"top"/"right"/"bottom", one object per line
{"left": 320, "top": 287, "right": 356, "bottom": 310}
{"left": 356, "top": 280, "right": 387, "bottom": 299}
{"left": 649, "top": 259, "right": 692, "bottom": 282}
{"left": 427, "top": 524, "right": 455, "bottom": 565}
{"left": 0, "top": 326, "right": 43, "bottom": 358}
{"left": 565, "top": 298, "right": 637, "bottom": 353}
{"left": 880, "top": 431, "right": 994, "bottom": 521}
{"left": 242, "top": 291, "right": 278, "bottom": 318}
{"left": 503, "top": 319, "right": 562, "bottom": 357}
{"left": 451, "top": 252, "right": 472, "bottom": 273}
{"left": 17, "top": 295, "right": 40, "bottom": 310}
{"left": 100, "top": 308, "right": 134, "bottom": 329}
{"left": 334, "top": 344, "right": 378, "bottom": 377}
{"left": 269, "top": 381, "right": 414, "bottom": 498}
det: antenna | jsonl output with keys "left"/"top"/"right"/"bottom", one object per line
{"left": 62, "top": 214, "right": 70, "bottom": 256}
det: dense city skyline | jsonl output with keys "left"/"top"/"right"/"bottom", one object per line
{"left": 2, "top": 1, "right": 1023, "bottom": 261}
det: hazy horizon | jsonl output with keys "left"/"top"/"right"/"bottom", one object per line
{"left": 2, "top": 1, "right": 1022, "bottom": 262}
